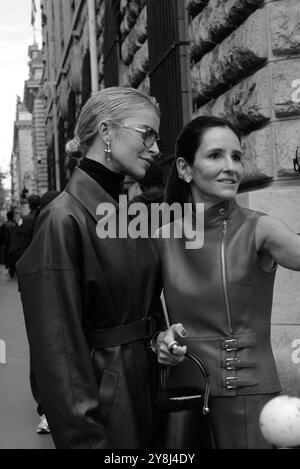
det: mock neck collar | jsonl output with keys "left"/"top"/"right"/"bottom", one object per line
{"left": 202, "top": 199, "right": 237, "bottom": 226}
{"left": 79, "top": 158, "right": 125, "bottom": 201}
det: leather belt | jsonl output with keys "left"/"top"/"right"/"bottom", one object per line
{"left": 85, "top": 317, "right": 156, "bottom": 348}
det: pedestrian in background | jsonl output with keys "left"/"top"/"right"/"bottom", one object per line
{"left": 17, "top": 87, "right": 164, "bottom": 449}
{"left": 132, "top": 160, "right": 164, "bottom": 205}
{"left": 10, "top": 191, "right": 60, "bottom": 434}
{"left": 8, "top": 194, "right": 40, "bottom": 278}
{"left": 0, "top": 211, "right": 17, "bottom": 277}
{"left": 130, "top": 161, "right": 165, "bottom": 235}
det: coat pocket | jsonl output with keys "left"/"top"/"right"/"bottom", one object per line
{"left": 99, "top": 369, "right": 120, "bottom": 425}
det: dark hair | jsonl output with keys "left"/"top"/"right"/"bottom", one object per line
{"left": 28, "top": 194, "right": 40, "bottom": 210}
{"left": 165, "top": 116, "right": 241, "bottom": 206}
{"left": 40, "top": 191, "right": 60, "bottom": 210}
{"left": 6, "top": 211, "right": 14, "bottom": 221}
{"left": 140, "top": 161, "right": 164, "bottom": 191}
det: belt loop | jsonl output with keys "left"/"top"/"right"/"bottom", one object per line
{"left": 147, "top": 316, "right": 156, "bottom": 337}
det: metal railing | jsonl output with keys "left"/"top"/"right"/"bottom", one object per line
{"left": 147, "top": 0, "right": 190, "bottom": 173}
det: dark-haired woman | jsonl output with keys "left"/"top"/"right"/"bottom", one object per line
{"left": 17, "top": 87, "right": 164, "bottom": 449}
{"left": 154, "top": 116, "right": 300, "bottom": 449}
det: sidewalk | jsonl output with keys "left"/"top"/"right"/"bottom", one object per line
{"left": 0, "top": 265, "right": 54, "bottom": 449}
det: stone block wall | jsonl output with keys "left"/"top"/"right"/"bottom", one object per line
{"left": 119, "top": 1, "right": 149, "bottom": 92}
{"left": 191, "top": 0, "right": 300, "bottom": 395}
{"left": 96, "top": 0, "right": 105, "bottom": 85}
{"left": 189, "top": 0, "right": 264, "bottom": 62}
{"left": 192, "top": 0, "right": 300, "bottom": 182}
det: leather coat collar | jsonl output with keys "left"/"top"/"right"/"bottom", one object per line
{"left": 64, "top": 168, "right": 118, "bottom": 222}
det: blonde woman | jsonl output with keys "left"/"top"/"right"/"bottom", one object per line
{"left": 17, "top": 87, "right": 164, "bottom": 449}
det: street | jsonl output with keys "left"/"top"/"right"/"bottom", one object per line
{"left": 0, "top": 265, "right": 54, "bottom": 449}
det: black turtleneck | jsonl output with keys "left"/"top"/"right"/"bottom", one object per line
{"left": 79, "top": 158, "right": 125, "bottom": 201}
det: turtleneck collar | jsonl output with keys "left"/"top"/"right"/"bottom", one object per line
{"left": 79, "top": 158, "right": 125, "bottom": 201}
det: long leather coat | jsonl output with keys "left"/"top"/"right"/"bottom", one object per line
{"left": 17, "top": 168, "right": 164, "bottom": 449}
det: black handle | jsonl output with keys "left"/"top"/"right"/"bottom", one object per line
{"left": 161, "top": 352, "right": 210, "bottom": 415}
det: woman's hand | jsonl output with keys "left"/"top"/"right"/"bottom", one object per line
{"left": 155, "top": 323, "right": 187, "bottom": 366}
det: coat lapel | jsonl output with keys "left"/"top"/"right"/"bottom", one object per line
{"left": 64, "top": 168, "right": 118, "bottom": 222}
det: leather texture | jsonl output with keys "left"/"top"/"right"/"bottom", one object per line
{"left": 17, "top": 168, "right": 164, "bottom": 449}
{"left": 157, "top": 199, "right": 281, "bottom": 397}
{"left": 156, "top": 393, "right": 278, "bottom": 449}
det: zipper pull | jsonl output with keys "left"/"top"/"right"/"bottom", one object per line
{"left": 222, "top": 219, "right": 227, "bottom": 235}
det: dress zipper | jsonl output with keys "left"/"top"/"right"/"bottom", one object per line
{"left": 221, "top": 219, "right": 233, "bottom": 335}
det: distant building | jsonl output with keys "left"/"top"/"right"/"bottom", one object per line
{"left": 11, "top": 42, "right": 49, "bottom": 216}
{"left": 24, "top": 43, "right": 48, "bottom": 196}
{"left": 11, "top": 98, "right": 36, "bottom": 214}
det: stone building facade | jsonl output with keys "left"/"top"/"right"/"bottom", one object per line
{"left": 11, "top": 100, "right": 36, "bottom": 214}
{"left": 11, "top": 43, "right": 49, "bottom": 216}
{"left": 40, "top": 0, "right": 190, "bottom": 185}
{"left": 40, "top": 0, "right": 300, "bottom": 394}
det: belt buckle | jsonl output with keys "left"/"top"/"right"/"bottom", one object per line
{"left": 226, "top": 357, "right": 239, "bottom": 370}
{"left": 226, "top": 376, "right": 239, "bottom": 389}
{"left": 224, "top": 339, "right": 239, "bottom": 352}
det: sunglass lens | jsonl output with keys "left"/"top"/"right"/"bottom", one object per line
{"left": 144, "top": 129, "right": 157, "bottom": 148}
{"left": 155, "top": 140, "right": 164, "bottom": 159}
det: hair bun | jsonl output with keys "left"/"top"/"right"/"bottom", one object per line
{"left": 65, "top": 137, "right": 82, "bottom": 156}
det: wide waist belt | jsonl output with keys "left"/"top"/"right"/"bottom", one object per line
{"left": 85, "top": 317, "right": 156, "bottom": 348}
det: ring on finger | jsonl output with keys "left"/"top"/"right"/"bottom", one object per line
{"left": 168, "top": 340, "right": 179, "bottom": 354}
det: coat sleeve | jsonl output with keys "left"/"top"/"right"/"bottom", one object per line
{"left": 17, "top": 206, "right": 112, "bottom": 449}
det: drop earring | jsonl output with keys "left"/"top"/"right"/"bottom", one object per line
{"left": 105, "top": 141, "right": 111, "bottom": 162}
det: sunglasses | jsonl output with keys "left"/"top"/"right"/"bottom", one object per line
{"left": 112, "top": 123, "right": 161, "bottom": 153}
{"left": 294, "top": 147, "right": 300, "bottom": 174}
